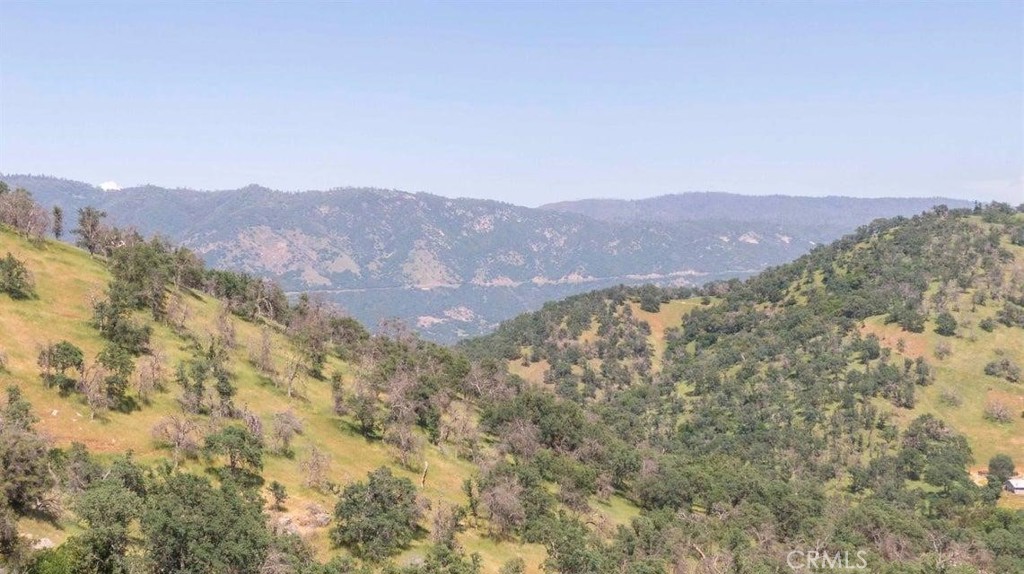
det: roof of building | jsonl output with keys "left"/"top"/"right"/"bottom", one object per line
{"left": 1007, "top": 477, "right": 1024, "bottom": 489}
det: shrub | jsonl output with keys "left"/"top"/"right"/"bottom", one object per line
{"left": 979, "top": 318, "right": 996, "bottom": 332}
{"left": 938, "top": 388, "right": 962, "bottom": 407}
{"left": 934, "top": 342, "right": 952, "bottom": 360}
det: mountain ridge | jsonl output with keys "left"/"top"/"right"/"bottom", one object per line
{"left": 1, "top": 174, "right": 974, "bottom": 341}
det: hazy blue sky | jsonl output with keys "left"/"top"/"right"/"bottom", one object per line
{"left": 1, "top": 1, "right": 1021, "bottom": 204}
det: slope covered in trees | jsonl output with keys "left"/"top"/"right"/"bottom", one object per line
{"left": 463, "top": 204, "right": 1024, "bottom": 571}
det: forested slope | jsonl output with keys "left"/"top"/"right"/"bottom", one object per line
{"left": 463, "top": 204, "right": 1024, "bottom": 572}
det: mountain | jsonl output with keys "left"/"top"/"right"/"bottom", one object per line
{"left": 540, "top": 191, "right": 977, "bottom": 224}
{"left": 2, "top": 175, "right": 973, "bottom": 342}
{"left": 3, "top": 195, "right": 1024, "bottom": 572}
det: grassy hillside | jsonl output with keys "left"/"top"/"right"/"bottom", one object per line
{"left": 0, "top": 229, "right": 564, "bottom": 571}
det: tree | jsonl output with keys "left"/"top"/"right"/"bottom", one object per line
{"left": 204, "top": 425, "right": 264, "bottom": 476}
{"left": 330, "top": 466, "right": 422, "bottom": 561}
{"left": 79, "top": 364, "right": 112, "bottom": 419}
{"left": 213, "top": 371, "right": 236, "bottom": 418}
{"left": 479, "top": 475, "right": 526, "bottom": 539}
{"left": 74, "top": 207, "right": 108, "bottom": 255}
{"left": 151, "top": 415, "right": 200, "bottom": 467}
{"left": 97, "top": 344, "right": 134, "bottom": 409}
{"left": 1, "top": 387, "right": 53, "bottom": 515}
{"left": 250, "top": 327, "right": 276, "bottom": 375}
{"left": 268, "top": 481, "right": 288, "bottom": 511}
{"left": 935, "top": 312, "right": 957, "bottom": 337}
{"left": 141, "top": 473, "right": 269, "bottom": 574}
{"left": 134, "top": 350, "right": 167, "bottom": 403}
{"left": 72, "top": 479, "right": 141, "bottom": 574}
{"left": 38, "top": 340, "right": 85, "bottom": 393}
{"left": 108, "top": 237, "right": 172, "bottom": 318}
{"left": 271, "top": 410, "right": 303, "bottom": 455}
{"left": 1, "top": 386, "right": 36, "bottom": 430}
{"left": 0, "top": 188, "right": 49, "bottom": 240}
{"left": 0, "top": 253, "right": 35, "bottom": 299}
{"left": 430, "top": 504, "right": 467, "bottom": 549}
{"left": 347, "top": 379, "right": 379, "bottom": 437}
{"left": 542, "top": 518, "right": 607, "bottom": 574}
{"left": 987, "top": 455, "right": 1015, "bottom": 489}
{"left": 300, "top": 446, "right": 331, "bottom": 490}
{"left": 91, "top": 297, "right": 151, "bottom": 354}
{"left": 984, "top": 400, "right": 1013, "bottom": 423}
{"left": 384, "top": 422, "right": 423, "bottom": 470}
{"left": 287, "top": 294, "right": 336, "bottom": 378}
{"left": 52, "top": 206, "right": 63, "bottom": 240}
{"left": 499, "top": 558, "right": 526, "bottom": 574}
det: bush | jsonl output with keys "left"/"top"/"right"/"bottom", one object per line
{"left": 938, "top": 388, "right": 962, "bottom": 407}
{"left": 0, "top": 253, "right": 35, "bottom": 299}
{"left": 980, "top": 318, "right": 996, "bottom": 332}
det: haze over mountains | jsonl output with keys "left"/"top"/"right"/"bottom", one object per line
{"left": 1, "top": 174, "right": 972, "bottom": 341}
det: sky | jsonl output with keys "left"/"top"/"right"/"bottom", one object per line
{"left": 1, "top": 1, "right": 1021, "bottom": 205}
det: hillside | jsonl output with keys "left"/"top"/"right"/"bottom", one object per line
{"left": 461, "top": 205, "right": 1024, "bottom": 569}
{"left": 3, "top": 196, "right": 1024, "bottom": 573}
{"left": 466, "top": 205, "right": 1024, "bottom": 474}
{"left": 2, "top": 175, "right": 970, "bottom": 342}
{"left": 0, "top": 225, "right": 578, "bottom": 572}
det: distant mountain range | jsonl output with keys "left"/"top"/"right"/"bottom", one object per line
{"left": 0, "top": 174, "right": 972, "bottom": 341}
{"left": 540, "top": 192, "right": 975, "bottom": 224}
